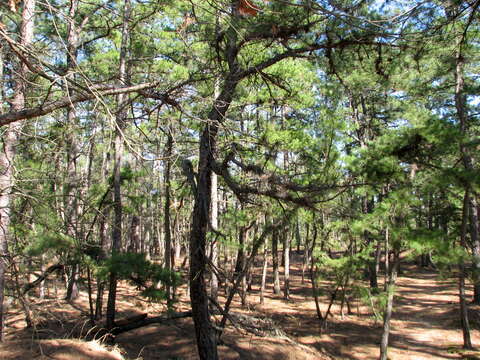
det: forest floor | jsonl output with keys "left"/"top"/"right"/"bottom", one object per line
{"left": 1, "top": 252, "right": 480, "bottom": 359}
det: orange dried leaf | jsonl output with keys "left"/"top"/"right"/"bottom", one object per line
{"left": 9, "top": 0, "right": 20, "bottom": 12}
{"left": 238, "top": 0, "right": 260, "bottom": 17}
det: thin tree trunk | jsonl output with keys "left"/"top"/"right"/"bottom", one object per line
{"left": 260, "top": 245, "right": 268, "bottom": 305}
{"left": 362, "top": 197, "right": 378, "bottom": 290}
{"left": 379, "top": 251, "right": 400, "bottom": 360}
{"left": 302, "top": 224, "right": 310, "bottom": 284}
{"left": 309, "top": 224, "right": 323, "bottom": 323}
{"left": 63, "top": 0, "right": 81, "bottom": 301}
{"left": 283, "top": 231, "right": 290, "bottom": 300}
{"left": 39, "top": 254, "right": 45, "bottom": 299}
{"left": 12, "top": 261, "right": 33, "bottom": 328}
{"left": 234, "top": 222, "right": 248, "bottom": 307}
{"left": 272, "top": 229, "right": 281, "bottom": 295}
{"left": 128, "top": 216, "right": 140, "bottom": 253}
{"left": 210, "top": 170, "right": 219, "bottom": 301}
{"left": 87, "top": 266, "right": 95, "bottom": 324}
{"left": 459, "top": 190, "right": 473, "bottom": 349}
{"left": 0, "top": 0, "right": 36, "bottom": 340}
{"left": 296, "top": 221, "right": 301, "bottom": 253}
{"left": 469, "top": 197, "right": 480, "bottom": 303}
{"left": 453, "top": 18, "right": 480, "bottom": 305}
{"left": 65, "top": 264, "right": 79, "bottom": 300}
{"left": 210, "top": 80, "right": 220, "bottom": 303}
{"left": 384, "top": 227, "right": 389, "bottom": 291}
{"left": 164, "top": 131, "right": 173, "bottom": 307}
{"left": 217, "top": 215, "right": 294, "bottom": 341}
{"left": 106, "top": 0, "right": 131, "bottom": 329}
{"left": 95, "top": 208, "right": 108, "bottom": 319}
{"left": 374, "top": 241, "right": 381, "bottom": 277}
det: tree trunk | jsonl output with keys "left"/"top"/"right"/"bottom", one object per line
{"left": 309, "top": 224, "right": 323, "bottom": 322}
{"left": 384, "top": 227, "right": 389, "bottom": 291}
{"left": 65, "top": 264, "right": 79, "bottom": 300}
{"left": 453, "top": 15, "right": 480, "bottom": 305}
{"left": 302, "top": 223, "right": 310, "bottom": 284}
{"left": 260, "top": 245, "right": 268, "bottom": 305}
{"left": 0, "top": 0, "right": 36, "bottom": 340}
{"left": 364, "top": 197, "right": 378, "bottom": 290}
{"left": 128, "top": 216, "right": 140, "bottom": 253}
{"left": 272, "top": 228, "right": 281, "bottom": 295}
{"left": 468, "top": 197, "right": 480, "bottom": 303}
{"left": 379, "top": 251, "right": 399, "bottom": 360}
{"left": 164, "top": 131, "right": 173, "bottom": 307}
{"left": 188, "top": 60, "right": 239, "bottom": 360}
{"left": 283, "top": 231, "right": 290, "bottom": 300}
{"left": 39, "top": 254, "right": 45, "bottom": 299}
{"left": 62, "top": 0, "right": 82, "bottom": 301}
{"left": 234, "top": 224, "right": 248, "bottom": 307}
{"left": 210, "top": 80, "right": 220, "bottom": 303}
{"left": 459, "top": 190, "right": 473, "bottom": 349}
{"left": 106, "top": 0, "right": 131, "bottom": 329}
{"left": 210, "top": 171, "right": 219, "bottom": 302}
{"left": 296, "top": 221, "right": 301, "bottom": 253}
{"left": 95, "top": 206, "right": 109, "bottom": 319}
{"left": 189, "top": 131, "right": 218, "bottom": 360}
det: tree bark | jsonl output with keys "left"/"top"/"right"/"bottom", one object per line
{"left": 272, "top": 228, "right": 281, "bottom": 295}
{"left": 379, "top": 251, "right": 399, "bottom": 360}
{"left": 163, "top": 130, "right": 173, "bottom": 307}
{"left": 302, "top": 223, "right": 310, "bottom": 284}
{"left": 364, "top": 197, "right": 378, "bottom": 290}
{"left": 234, "top": 224, "right": 248, "bottom": 307}
{"left": 210, "top": 169, "right": 219, "bottom": 302}
{"left": 0, "top": 0, "right": 36, "bottom": 341}
{"left": 210, "top": 80, "right": 220, "bottom": 303}
{"left": 296, "top": 221, "right": 301, "bottom": 253}
{"left": 454, "top": 38, "right": 480, "bottom": 305}
{"left": 283, "top": 231, "right": 290, "bottom": 300}
{"left": 309, "top": 223, "right": 323, "bottom": 322}
{"left": 106, "top": 0, "right": 131, "bottom": 329}
{"left": 260, "top": 244, "right": 268, "bottom": 305}
{"left": 459, "top": 190, "right": 473, "bottom": 349}
{"left": 95, "top": 206, "right": 109, "bottom": 319}
{"left": 188, "top": 65, "right": 239, "bottom": 360}
{"left": 127, "top": 216, "right": 140, "bottom": 253}
{"left": 63, "top": 0, "right": 80, "bottom": 302}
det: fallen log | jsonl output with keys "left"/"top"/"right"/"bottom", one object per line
{"left": 88, "top": 310, "right": 194, "bottom": 341}
{"left": 111, "top": 311, "right": 193, "bottom": 335}
{"left": 113, "top": 313, "right": 148, "bottom": 327}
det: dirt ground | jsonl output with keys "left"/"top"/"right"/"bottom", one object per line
{"left": 1, "top": 253, "right": 480, "bottom": 359}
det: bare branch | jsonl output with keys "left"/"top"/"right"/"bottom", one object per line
{"left": 0, "top": 82, "right": 159, "bottom": 126}
{"left": 22, "top": 264, "right": 64, "bottom": 295}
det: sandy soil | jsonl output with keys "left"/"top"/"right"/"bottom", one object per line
{"left": 1, "top": 254, "right": 479, "bottom": 359}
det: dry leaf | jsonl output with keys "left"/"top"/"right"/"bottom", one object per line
{"left": 238, "top": 0, "right": 260, "bottom": 17}
{"left": 9, "top": 0, "right": 21, "bottom": 13}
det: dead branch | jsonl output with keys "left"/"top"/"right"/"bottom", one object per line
{"left": 0, "top": 82, "right": 159, "bottom": 126}
{"left": 22, "top": 264, "right": 64, "bottom": 295}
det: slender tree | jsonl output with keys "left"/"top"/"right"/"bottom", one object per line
{"left": 0, "top": 0, "right": 36, "bottom": 340}
{"left": 106, "top": 0, "right": 131, "bottom": 329}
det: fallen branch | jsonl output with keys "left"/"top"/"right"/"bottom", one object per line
{"left": 22, "top": 264, "right": 64, "bottom": 295}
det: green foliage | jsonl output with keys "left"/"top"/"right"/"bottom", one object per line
{"left": 24, "top": 231, "right": 76, "bottom": 257}
{"left": 5, "top": 1, "right": 480, "bottom": 350}
{"left": 355, "top": 286, "right": 389, "bottom": 321}
{"left": 98, "top": 253, "right": 181, "bottom": 302}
